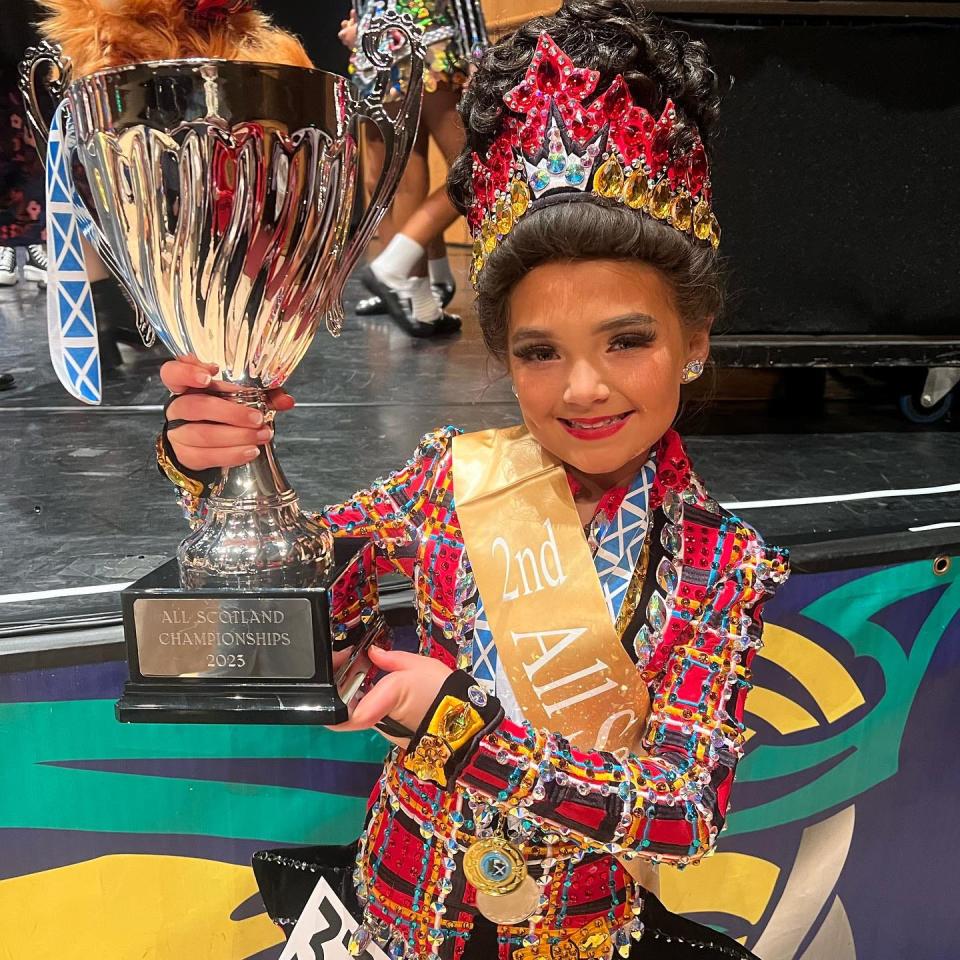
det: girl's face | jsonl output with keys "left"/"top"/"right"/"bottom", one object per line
{"left": 506, "top": 259, "right": 709, "bottom": 481}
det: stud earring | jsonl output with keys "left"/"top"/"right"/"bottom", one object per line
{"left": 681, "top": 359, "right": 705, "bottom": 384}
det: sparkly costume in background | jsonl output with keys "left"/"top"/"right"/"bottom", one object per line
{"left": 350, "top": 0, "right": 488, "bottom": 99}
{"left": 0, "top": 1, "right": 45, "bottom": 250}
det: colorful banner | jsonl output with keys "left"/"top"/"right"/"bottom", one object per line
{"left": 1, "top": 554, "right": 957, "bottom": 959}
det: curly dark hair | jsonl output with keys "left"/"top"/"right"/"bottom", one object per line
{"left": 448, "top": 0, "right": 727, "bottom": 362}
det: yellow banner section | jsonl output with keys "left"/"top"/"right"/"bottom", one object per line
{"left": 453, "top": 426, "right": 649, "bottom": 754}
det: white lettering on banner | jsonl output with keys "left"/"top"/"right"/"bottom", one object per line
{"left": 517, "top": 627, "right": 588, "bottom": 681}
{"left": 279, "top": 877, "right": 388, "bottom": 960}
{"left": 493, "top": 537, "right": 520, "bottom": 601}
{"left": 513, "top": 627, "right": 619, "bottom": 717}
{"left": 539, "top": 519, "right": 566, "bottom": 587}
{"left": 515, "top": 545, "right": 544, "bottom": 597}
{"left": 492, "top": 519, "right": 567, "bottom": 602}
{"left": 595, "top": 708, "right": 640, "bottom": 753}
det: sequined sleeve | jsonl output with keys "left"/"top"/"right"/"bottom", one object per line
{"left": 407, "top": 534, "right": 790, "bottom": 865}
{"left": 317, "top": 427, "right": 460, "bottom": 570}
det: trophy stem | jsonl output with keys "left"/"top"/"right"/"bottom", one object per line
{"left": 177, "top": 388, "right": 333, "bottom": 590}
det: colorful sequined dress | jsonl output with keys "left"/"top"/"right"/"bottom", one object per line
{"left": 240, "top": 426, "right": 788, "bottom": 959}
{"left": 350, "top": 0, "right": 488, "bottom": 100}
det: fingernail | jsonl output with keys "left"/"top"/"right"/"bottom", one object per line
{"left": 256, "top": 428, "right": 273, "bottom": 442}
{"left": 244, "top": 447, "right": 260, "bottom": 460}
{"left": 199, "top": 373, "right": 212, "bottom": 386}
{"left": 249, "top": 412, "right": 264, "bottom": 426}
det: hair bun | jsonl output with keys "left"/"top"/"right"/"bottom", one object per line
{"left": 558, "top": 0, "right": 646, "bottom": 25}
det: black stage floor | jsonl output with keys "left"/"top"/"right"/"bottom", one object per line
{"left": 2, "top": 250, "right": 959, "bottom": 634}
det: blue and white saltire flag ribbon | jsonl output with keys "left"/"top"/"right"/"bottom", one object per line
{"left": 470, "top": 457, "right": 657, "bottom": 710}
{"left": 592, "top": 458, "right": 656, "bottom": 623}
{"left": 45, "top": 101, "right": 101, "bottom": 405}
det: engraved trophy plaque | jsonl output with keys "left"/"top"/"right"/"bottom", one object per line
{"left": 20, "top": 14, "right": 424, "bottom": 723}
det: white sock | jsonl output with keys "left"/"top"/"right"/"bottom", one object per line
{"left": 428, "top": 256, "right": 455, "bottom": 288}
{"left": 402, "top": 276, "right": 441, "bottom": 324}
{"left": 372, "top": 233, "right": 425, "bottom": 286}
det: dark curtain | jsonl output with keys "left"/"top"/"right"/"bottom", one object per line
{"left": 666, "top": 14, "right": 960, "bottom": 337}
{"left": 262, "top": 0, "right": 351, "bottom": 76}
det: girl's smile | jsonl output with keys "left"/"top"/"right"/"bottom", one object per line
{"left": 558, "top": 410, "right": 635, "bottom": 440}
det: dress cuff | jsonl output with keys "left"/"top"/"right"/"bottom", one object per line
{"left": 402, "top": 670, "right": 504, "bottom": 789}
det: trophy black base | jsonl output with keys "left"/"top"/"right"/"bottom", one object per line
{"left": 116, "top": 683, "right": 351, "bottom": 725}
{"left": 117, "top": 539, "right": 385, "bottom": 725}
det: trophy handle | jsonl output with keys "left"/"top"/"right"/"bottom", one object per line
{"left": 324, "top": 12, "right": 426, "bottom": 334}
{"left": 18, "top": 46, "right": 157, "bottom": 349}
{"left": 18, "top": 40, "right": 72, "bottom": 156}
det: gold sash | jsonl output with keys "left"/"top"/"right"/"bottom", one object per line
{"left": 454, "top": 425, "right": 650, "bottom": 751}
{"left": 454, "top": 426, "right": 659, "bottom": 892}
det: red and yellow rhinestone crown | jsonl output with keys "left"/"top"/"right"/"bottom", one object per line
{"left": 469, "top": 32, "right": 721, "bottom": 287}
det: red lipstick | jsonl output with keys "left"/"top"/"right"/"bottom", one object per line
{"left": 559, "top": 411, "right": 633, "bottom": 441}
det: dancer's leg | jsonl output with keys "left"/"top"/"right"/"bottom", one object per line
{"left": 362, "top": 129, "right": 391, "bottom": 255}
{"left": 357, "top": 123, "right": 431, "bottom": 316}
{"left": 364, "top": 84, "right": 467, "bottom": 334}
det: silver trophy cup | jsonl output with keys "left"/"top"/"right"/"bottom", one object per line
{"left": 20, "top": 15, "right": 424, "bottom": 591}
{"left": 18, "top": 19, "right": 425, "bottom": 724}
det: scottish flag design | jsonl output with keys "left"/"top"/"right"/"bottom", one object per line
{"left": 45, "top": 102, "right": 100, "bottom": 405}
{"left": 470, "top": 458, "right": 656, "bottom": 694}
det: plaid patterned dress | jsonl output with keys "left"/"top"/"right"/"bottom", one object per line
{"left": 310, "top": 426, "right": 789, "bottom": 960}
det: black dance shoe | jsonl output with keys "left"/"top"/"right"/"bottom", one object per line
{"left": 431, "top": 280, "right": 456, "bottom": 308}
{"left": 355, "top": 280, "right": 456, "bottom": 317}
{"left": 360, "top": 266, "right": 461, "bottom": 339}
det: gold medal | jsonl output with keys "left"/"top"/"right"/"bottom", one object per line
{"left": 463, "top": 837, "right": 526, "bottom": 894}
{"left": 474, "top": 875, "right": 540, "bottom": 925}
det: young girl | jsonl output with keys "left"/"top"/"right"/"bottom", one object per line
{"left": 157, "top": 1, "right": 789, "bottom": 956}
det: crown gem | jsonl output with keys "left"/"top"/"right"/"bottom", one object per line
{"left": 481, "top": 218, "right": 497, "bottom": 254}
{"left": 596, "top": 156, "right": 625, "bottom": 198}
{"left": 693, "top": 200, "right": 712, "bottom": 240}
{"left": 624, "top": 169, "right": 650, "bottom": 210}
{"left": 511, "top": 179, "right": 530, "bottom": 217}
{"left": 565, "top": 157, "right": 587, "bottom": 186}
{"left": 651, "top": 179, "right": 673, "bottom": 219}
{"left": 672, "top": 193, "right": 693, "bottom": 232}
{"left": 496, "top": 197, "right": 514, "bottom": 236}
{"left": 709, "top": 215, "right": 721, "bottom": 248}
{"left": 530, "top": 167, "right": 550, "bottom": 192}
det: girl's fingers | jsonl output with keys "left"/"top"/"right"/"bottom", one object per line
{"left": 333, "top": 676, "right": 400, "bottom": 732}
{"left": 167, "top": 393, "right": 268, "bottom": 429}
{"left": 174, "top": 443, "right": 261, "bottom": 472}
{"left": 366, "top": 645, "right": 423, "bottom": 673}
{"left": 169, "top": 422, "right": 273, "bottom": 450}
{"left": 160, "top": 357, "right": 219, "bottom": 394}
{"left": 265, "top": 389, "right": 296, "bottom": 411}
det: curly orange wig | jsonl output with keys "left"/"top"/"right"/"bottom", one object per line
{"left": 36, "top": 0, "right": 313, "bottom": 78}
